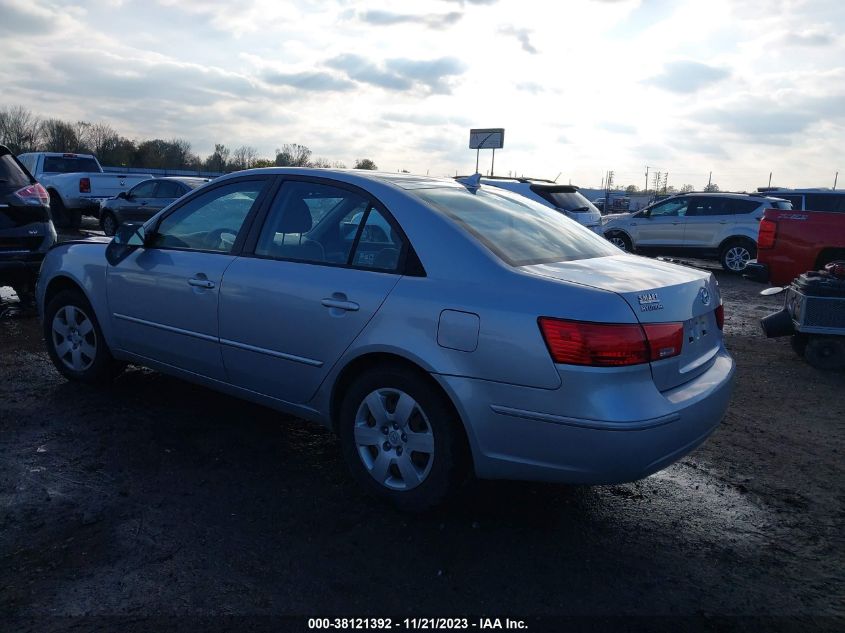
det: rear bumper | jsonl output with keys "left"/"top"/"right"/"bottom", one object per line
{"left": 437, "top": 347, "right": 735, "bottom": 484}
{"left": 743, "top": 261, "right": 770, "bottom": 283}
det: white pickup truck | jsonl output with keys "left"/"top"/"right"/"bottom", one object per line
{"left": 16, "top": 152, "right": 151, "bottom": 229}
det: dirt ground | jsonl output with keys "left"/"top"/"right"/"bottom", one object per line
{"left": 1, "top": 224, "right": 843, "bottom": 631}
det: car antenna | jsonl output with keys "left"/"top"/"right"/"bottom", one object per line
{"left": 553, "top": 172, "right": 561, "bottom": 183}
{"left": 459, "top": 173, "right": 482, "bottom": 192}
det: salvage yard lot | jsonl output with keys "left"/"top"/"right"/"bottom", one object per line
{"left": 1, "top": 222, "right": 843, "bottom": 627}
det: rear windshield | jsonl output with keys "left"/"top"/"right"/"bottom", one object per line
{"left": 42, "top": 156, "right": 101, "bottom": 174}
{"left": 412, "top": 186, "right": 618, "bottom": 266}
{"left": 531, "top": 187, "right": 598, "bottom": 213}
{"left": 183, "top": 180, "right": 207, "bottom": 190}
{"left": 0, "top": 153, "right": 31, "bottom": 192}
{"left": 805, "top": 193, "right": 845, "bottom": 213}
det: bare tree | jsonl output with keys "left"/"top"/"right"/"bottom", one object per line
{"left": 205, "top": 143, "right": 231, "bottom": 172}
{"left": 41, "top": 118, "right": 80, "bottom": 152}
{"left": 679, "top": 184, "right": 695, "bottom": 193}
{"left": 231, "top": 145, "right": 259, "bottom": 170}
{"left": 274, "top": 143, "right": 312, "bottom": 167}
{"left": 703, "top": 182, "right": 720, "bottom": 192}
{"left": 0, "top": 105, "right": 42, "bottom": 153}
{"left": 310, "top": 157, "right": 332, "bottom": 168}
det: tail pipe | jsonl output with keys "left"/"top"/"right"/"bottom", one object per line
{"left": 760, "top": 308, "right": 795, "bottom": 338}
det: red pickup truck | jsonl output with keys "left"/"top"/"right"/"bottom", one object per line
{"left": 745, "top": 209, "right": 845, "bottom": 285}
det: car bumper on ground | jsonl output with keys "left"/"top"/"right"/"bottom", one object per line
{"left": 743, "top": 261, "right": 770, "bottom": 283}
{"left": 438, "top": 347, "right": 736, "bottom": 484}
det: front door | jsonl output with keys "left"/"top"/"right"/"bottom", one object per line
{"left": 106, "top": 178, "right": 271, "bottom": 380}
{"left": 219, "top": 179, "right": 405, "bottom": 404}
{"left": 635, "top": 197, "right": 689, "bottom": 247}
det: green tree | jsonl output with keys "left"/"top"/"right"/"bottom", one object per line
{"left": 354, "top": 158, "right": 377, "bottom": 170}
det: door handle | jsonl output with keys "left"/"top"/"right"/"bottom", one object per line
{"left": 188, "top": 277, "right": 215, "bottom": 289}
{"left": 321, "top": 298, "right": 359, "bottom": 311}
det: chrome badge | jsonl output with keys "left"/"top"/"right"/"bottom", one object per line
{"left": 638, "top": 292, "right": 663, "bottom": 312}
{"left": 699, "top": 287, "right": 711, "bottom": 306}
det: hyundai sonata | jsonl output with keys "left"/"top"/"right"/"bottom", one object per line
{"left": 37, "top": 168, "right": 735, "bottom": 510}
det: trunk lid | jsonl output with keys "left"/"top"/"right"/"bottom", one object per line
{"left": 523, "top": 254, "right": 722, "bottom": 391}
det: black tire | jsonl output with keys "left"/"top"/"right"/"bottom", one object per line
{"left": 338, "top": 364, "right": 468, "bottom": 511}
{"left": 49, "top": 191, "right": 70, "bottom": 229}
{"left": 101, "top": 212, "right": 118, "bottom": 236}
{"left": 790, "top": 334, "right": 808, "bottom": 357}
{"left": 803, "top": 336, "right": 845, "bottom": 371}
{"left": 43, "top": 289, "right": 123, "bottom": 383}
{"left": 606, "top": 230, "right": 632, "bottom": 252}
{"left": 720, "top": 239, "right": 756, "bottom": 273}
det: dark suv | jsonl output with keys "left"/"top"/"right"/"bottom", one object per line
{"left": 0, "top": 145, "right": 56, "bottom": 302}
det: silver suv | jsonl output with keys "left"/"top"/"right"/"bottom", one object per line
{"left": 468, "top": 177, "right": 604, "bottom": 234}
{"left": 602, "top": 192, "right": 792, "bottom": 272}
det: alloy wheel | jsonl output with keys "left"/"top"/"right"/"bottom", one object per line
{"left": 610, "top": 235, "right": 628, "bottom": 250}
{"left": 51, "top": 305, "right": 97, "bottom": 372}
{"left": 353, "top": 388, "right": 435, "bottom": 491}
{"left": 725, "top": 246, "right": 751, "bottom": 271}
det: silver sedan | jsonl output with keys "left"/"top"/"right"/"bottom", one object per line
{"left": 37, "top": 168, "right": 735, "bottom": 510}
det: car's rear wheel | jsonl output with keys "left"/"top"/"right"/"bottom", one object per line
{"left": 720, "top": 239, "right": 756, "bottom": 273}
{"left": 338, "top": 365, "right": 467, "bottom": 511}
{"left": 44, "top": 289, "right": 123, "bottom": 383}
{"left": 49, "top": 192, "right": 82, "bottom": 230}
{"left": 101, "top": 212, "right": 118, "bottom": 236}
{"left": 606, "top": 231, "right": 632, "bottom": 252}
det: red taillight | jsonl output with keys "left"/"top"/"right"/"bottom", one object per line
{"left": 13, "top": 183, "right": 50, "bottom": 206}
{"left": 758, "top": 218, "right": 777, "bottom": 249}
{"left": 715, "top": 304, "right": 724, "bottom": 330}
{"left": 538, "top": 318, "right": 684, "bottom": 367}
{"left": 79, "top": 177, "right": 91, "bottom": 193}
{"left": 642, "top": 323, "right": 685, "bottom": 361}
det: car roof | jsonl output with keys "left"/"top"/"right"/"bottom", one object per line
{"left": 216, "top": 167, "right": 463, "bottom": 192}
{"left": 756, "top": 188, "right": 845, "bottom": 195}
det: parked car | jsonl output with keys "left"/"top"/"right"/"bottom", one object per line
{"left": 754, "top": 187, "right": 845, "bottom": 214}
{"left": 745, "top": 207, "right": 845, "bottom": 285}
{"left": 458, "top": 176, "right": 604, "bottom": 233}
{"left": 37, "top": 169, "right": 735, "bottom": 510}
{"left": 602, "top": 192, "right": 792, "bottom": 272}
{"left": 16, "top": 152, "right": 151, "bottom": 229}
{"left": 98, "top": 177, "right": 210, "bottom": 236}
{"left": 0, "top": 145, "right": 56, "bottom": 303}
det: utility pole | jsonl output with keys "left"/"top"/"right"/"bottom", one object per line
{"left": 768, "top": 172, "right": 772, "bottom": 188}
{"left": 707, "top": 171, "right": 712, "bottom": 190}
{"left": 644, "top": 166, "right": 649, "bottom": 194}
{"left": 663, "top": 172, "right": 669, "bottom": 194}
{"left": 835, "top": 171, "right": 839, "bottom": 189}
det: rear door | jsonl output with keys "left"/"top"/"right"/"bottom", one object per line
{"left": 122, "top": 180, "right": 158, "bottom": 216}
{"left": 218, "top": 178, "right": 405, "bottom": 404}
{"left": 683, "top": 196, "right": 730, "bottom": 248}
{"left": 149, "top": 179, "right": 183, "bottom": 213}
{"left": 635, "top": 197, "right": 689, "bottom": 246}
{"left": 106, "top": 177, "right": 272, "bottom": 380}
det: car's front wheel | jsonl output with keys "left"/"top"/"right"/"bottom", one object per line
{"left": 338, "top": 365, "right": 468, "bottom": 511}
{"left": 605, "top": 230, "right": 632, "bottom": 252}
{"left": 43, "top": 289, "right": 123, "bottom": 383}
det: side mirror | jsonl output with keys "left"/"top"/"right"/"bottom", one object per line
{"left": 106, "top": 223, "right": 147, "bottom": 266}
{"left": 117, "top": 191, "right": 128, "bottom": 200}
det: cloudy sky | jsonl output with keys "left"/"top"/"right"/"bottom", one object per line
{"left": 1, "top": 0, "right": 843, "bottom": 190}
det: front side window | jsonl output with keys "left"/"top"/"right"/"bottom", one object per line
{"left": 152, "top": 179, "right": 266, "bottom": 253}
{"left": 648, "top": 197, "right": 689, "bottom": 218}
{"left": 130, "top": 181, "right": 158, "bottom": 198}
{"left": 413, "top": 186, "right": 617, "bottom": 267}
{"left": 256, "top": 181, "right": 375, "bottom": 266}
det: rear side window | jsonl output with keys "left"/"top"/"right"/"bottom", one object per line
{"left": 413, "top": 186, "right": 617, "bottom": 266}
{"left": 805, "top": 193, "right": 845, "bottom": 213}
{"left": 42, "top": 156, "right": 100, "bottom": 173}
{"left": 156, "top": 180, "right": 183, "bottom": 198}
{"left": 775, "top": 194, "right": 803, "bottom": 209}
{"left": 726, "top": 199, "right": 762, "bottom": 214}
{"left": 0, "top": 154, "right": 31, "bottom": 192}
{"left": 687, "top": 198, "right": 729, "bottom": 216}
{"left": 767, "top": 200, "right": 793, "bottom": 210}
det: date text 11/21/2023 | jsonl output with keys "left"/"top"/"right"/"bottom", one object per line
{"left": 307, "top": 617, "right": 528, "bottom": 630}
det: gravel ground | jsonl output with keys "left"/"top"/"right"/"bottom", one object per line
{"left": 1, "top": 226, "right": 843, "bottom": 631}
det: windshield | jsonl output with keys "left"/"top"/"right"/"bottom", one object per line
{"left": 531, "top": 188, "right": 599, "bottom": 213}
{"left": 412, "top": 185, "right": 618, "bottom": 266}
{"left": 42, "top": 156, "right": 101, "bottom": 174}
